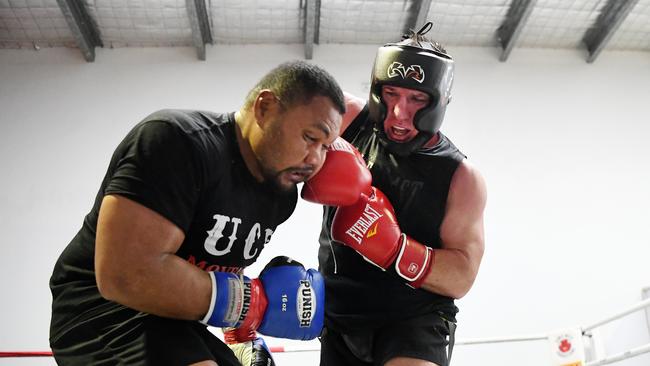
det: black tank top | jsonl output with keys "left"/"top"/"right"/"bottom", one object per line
{"left": 318, "top": 106, "right": 465, "bottom": 332}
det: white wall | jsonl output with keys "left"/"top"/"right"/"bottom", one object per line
{"left": 1, "top": 44, "right": 649, "bottom": 366}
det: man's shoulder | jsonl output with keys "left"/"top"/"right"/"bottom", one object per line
{"left": 341, "top": 92, "right": 368, "bottom": 133}
{"left": 450, "top": 159, "right": 487, "bottom": 202}
{"left": 440, "top": 133, "right": 483, "bottom": 185}
{"left": 131, "top": 109, "right": 235, "bottom": 160}
{"left": 141, "top": 109, "right": 231, "bottom": 131}
{"left": 415, "top": 132, "right": 466, "bottom": 163}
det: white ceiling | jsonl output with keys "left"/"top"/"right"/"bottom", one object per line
{"left": 0, "top": 0, "right": 648, "bottom": 60}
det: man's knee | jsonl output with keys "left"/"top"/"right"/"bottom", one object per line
{"left": 384, "top": 356, "right": 438, "bottom": 366}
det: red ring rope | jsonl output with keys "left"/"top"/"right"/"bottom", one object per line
{"left": 0, "top": 348, "right": 293, "bottom": 357}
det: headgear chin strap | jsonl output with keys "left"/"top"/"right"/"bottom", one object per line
{"left": 368, "top": 22, "right": 454, "bottom": 156}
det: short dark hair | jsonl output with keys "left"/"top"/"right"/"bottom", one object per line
{"left": 244, "top": 60, "right": 345, "bottom": 115}
{"left": 401, "top": 22, "right": 449, "bottom": 56}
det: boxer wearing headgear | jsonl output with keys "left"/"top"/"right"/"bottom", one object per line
{"left": 311, "top": 22, "right": 487, "bottom": 366}
{"left": 369, "top": 21, "right": 455, "bottom": 156}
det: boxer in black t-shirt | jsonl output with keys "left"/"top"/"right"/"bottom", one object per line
{"left": 49, "top": 60, "right": 345, "bottom": 366}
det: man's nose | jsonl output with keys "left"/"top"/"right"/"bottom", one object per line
{"left": 304, "top": 145, "right": 325, "bottom": 168}
{"left": 392, "top": 98, "right": 409, "bottom": 121}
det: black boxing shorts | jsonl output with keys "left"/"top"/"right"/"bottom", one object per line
{"left": 319, "top": 313, "right": 455, "bottom": 366}
{"left": 51, "top": 314, "right": 240, "bottom": 366}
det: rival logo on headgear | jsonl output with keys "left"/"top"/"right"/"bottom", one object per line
{"left": 387, "top": 62, "right": 425, "bottom": 83}
{"left": 297, "top": 280, "right": 315, "bottom": 327}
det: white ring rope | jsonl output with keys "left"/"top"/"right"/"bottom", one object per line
{"left": 583, "top": 298, "right": 650, "bottom": 332}
{"left": 585, "top": 342, "right": 650, "bottom": 366}
{"left": 455, "top": 334, "right": 547, "bottom": 345}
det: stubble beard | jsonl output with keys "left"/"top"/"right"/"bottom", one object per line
{"left": 258, "top": 163, "right": 295, "bottom": 194}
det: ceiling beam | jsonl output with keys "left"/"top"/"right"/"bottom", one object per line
{"left": 186, "top": 0, "right": 213, "bottom": 61}
{"left": 583, "top": 0, "right": 639, "bottom": 63}
{"left": 403, "top": 0, "right": 432, "bottom": 35}
{"left": 56, "top": 0, "right": 102, "bottom": 62}
{"left": 314, "top": 0, "right": 321, "bottom": 45}
{"left": 496, "top": 0, "right": 537, "bottom": 62}
{"left": 304, "top": 0, "right": 320, "bottom": 59}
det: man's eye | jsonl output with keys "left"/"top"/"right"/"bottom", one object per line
{"left": 304, "top": 134, "right": 316, "bottom": 143}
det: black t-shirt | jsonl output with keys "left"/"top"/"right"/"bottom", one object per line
{"left": 50, "top": 109, "right": 297, "bottom": 341}
{"left": 318, "top": 106, "right": 466, "bottom": 333}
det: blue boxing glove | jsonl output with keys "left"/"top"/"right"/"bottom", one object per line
{"left": 257, "top": 256, "right": 325, "bottom": 340}
{"left": 201, "top": 257, "right": 324, "bottom": 340}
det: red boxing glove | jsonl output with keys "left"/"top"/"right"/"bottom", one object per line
{"left": 301, "top": 137, "right": 372, "bottom": 206}
{"left": 224, "top": 277, "right": 267, "bottom": 343}
{"left": 395, "top": 234, "right": 434, "bottom": 289}
{"left": 331, "top": 186, "right": 434, "bottom": 288}
{"left": 331, "top": 187, "right": 401, "bottom": 268}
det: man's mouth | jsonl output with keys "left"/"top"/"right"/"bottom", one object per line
{"left": 391, "top": 126, "right": 410, "bottom": 136}
{"left": 388, "top": 126, "right": 413, "bottom": 141}
{"left": 286, "top": 168, "right": 314, "bottom": 183}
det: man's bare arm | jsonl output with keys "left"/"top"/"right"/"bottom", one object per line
{"left": 420, "top": 161, "right": 487, "bottom": 299}
{"left": 95, "top": 194, "right": 211, "bottom": 320}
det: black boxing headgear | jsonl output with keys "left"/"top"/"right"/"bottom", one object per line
{"left": 368, "top": 22, "right": 454, "bottom": 156}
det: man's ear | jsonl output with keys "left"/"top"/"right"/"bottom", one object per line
{"left": 253, "top": 90, "right": 281, "bottom": 129}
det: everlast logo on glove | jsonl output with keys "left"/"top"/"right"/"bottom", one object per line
{"left": 297, "top": 280, "right": 315, "bottom": 327}
{"left": 344, "top": 204, "right": 383, "bottom": 244}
